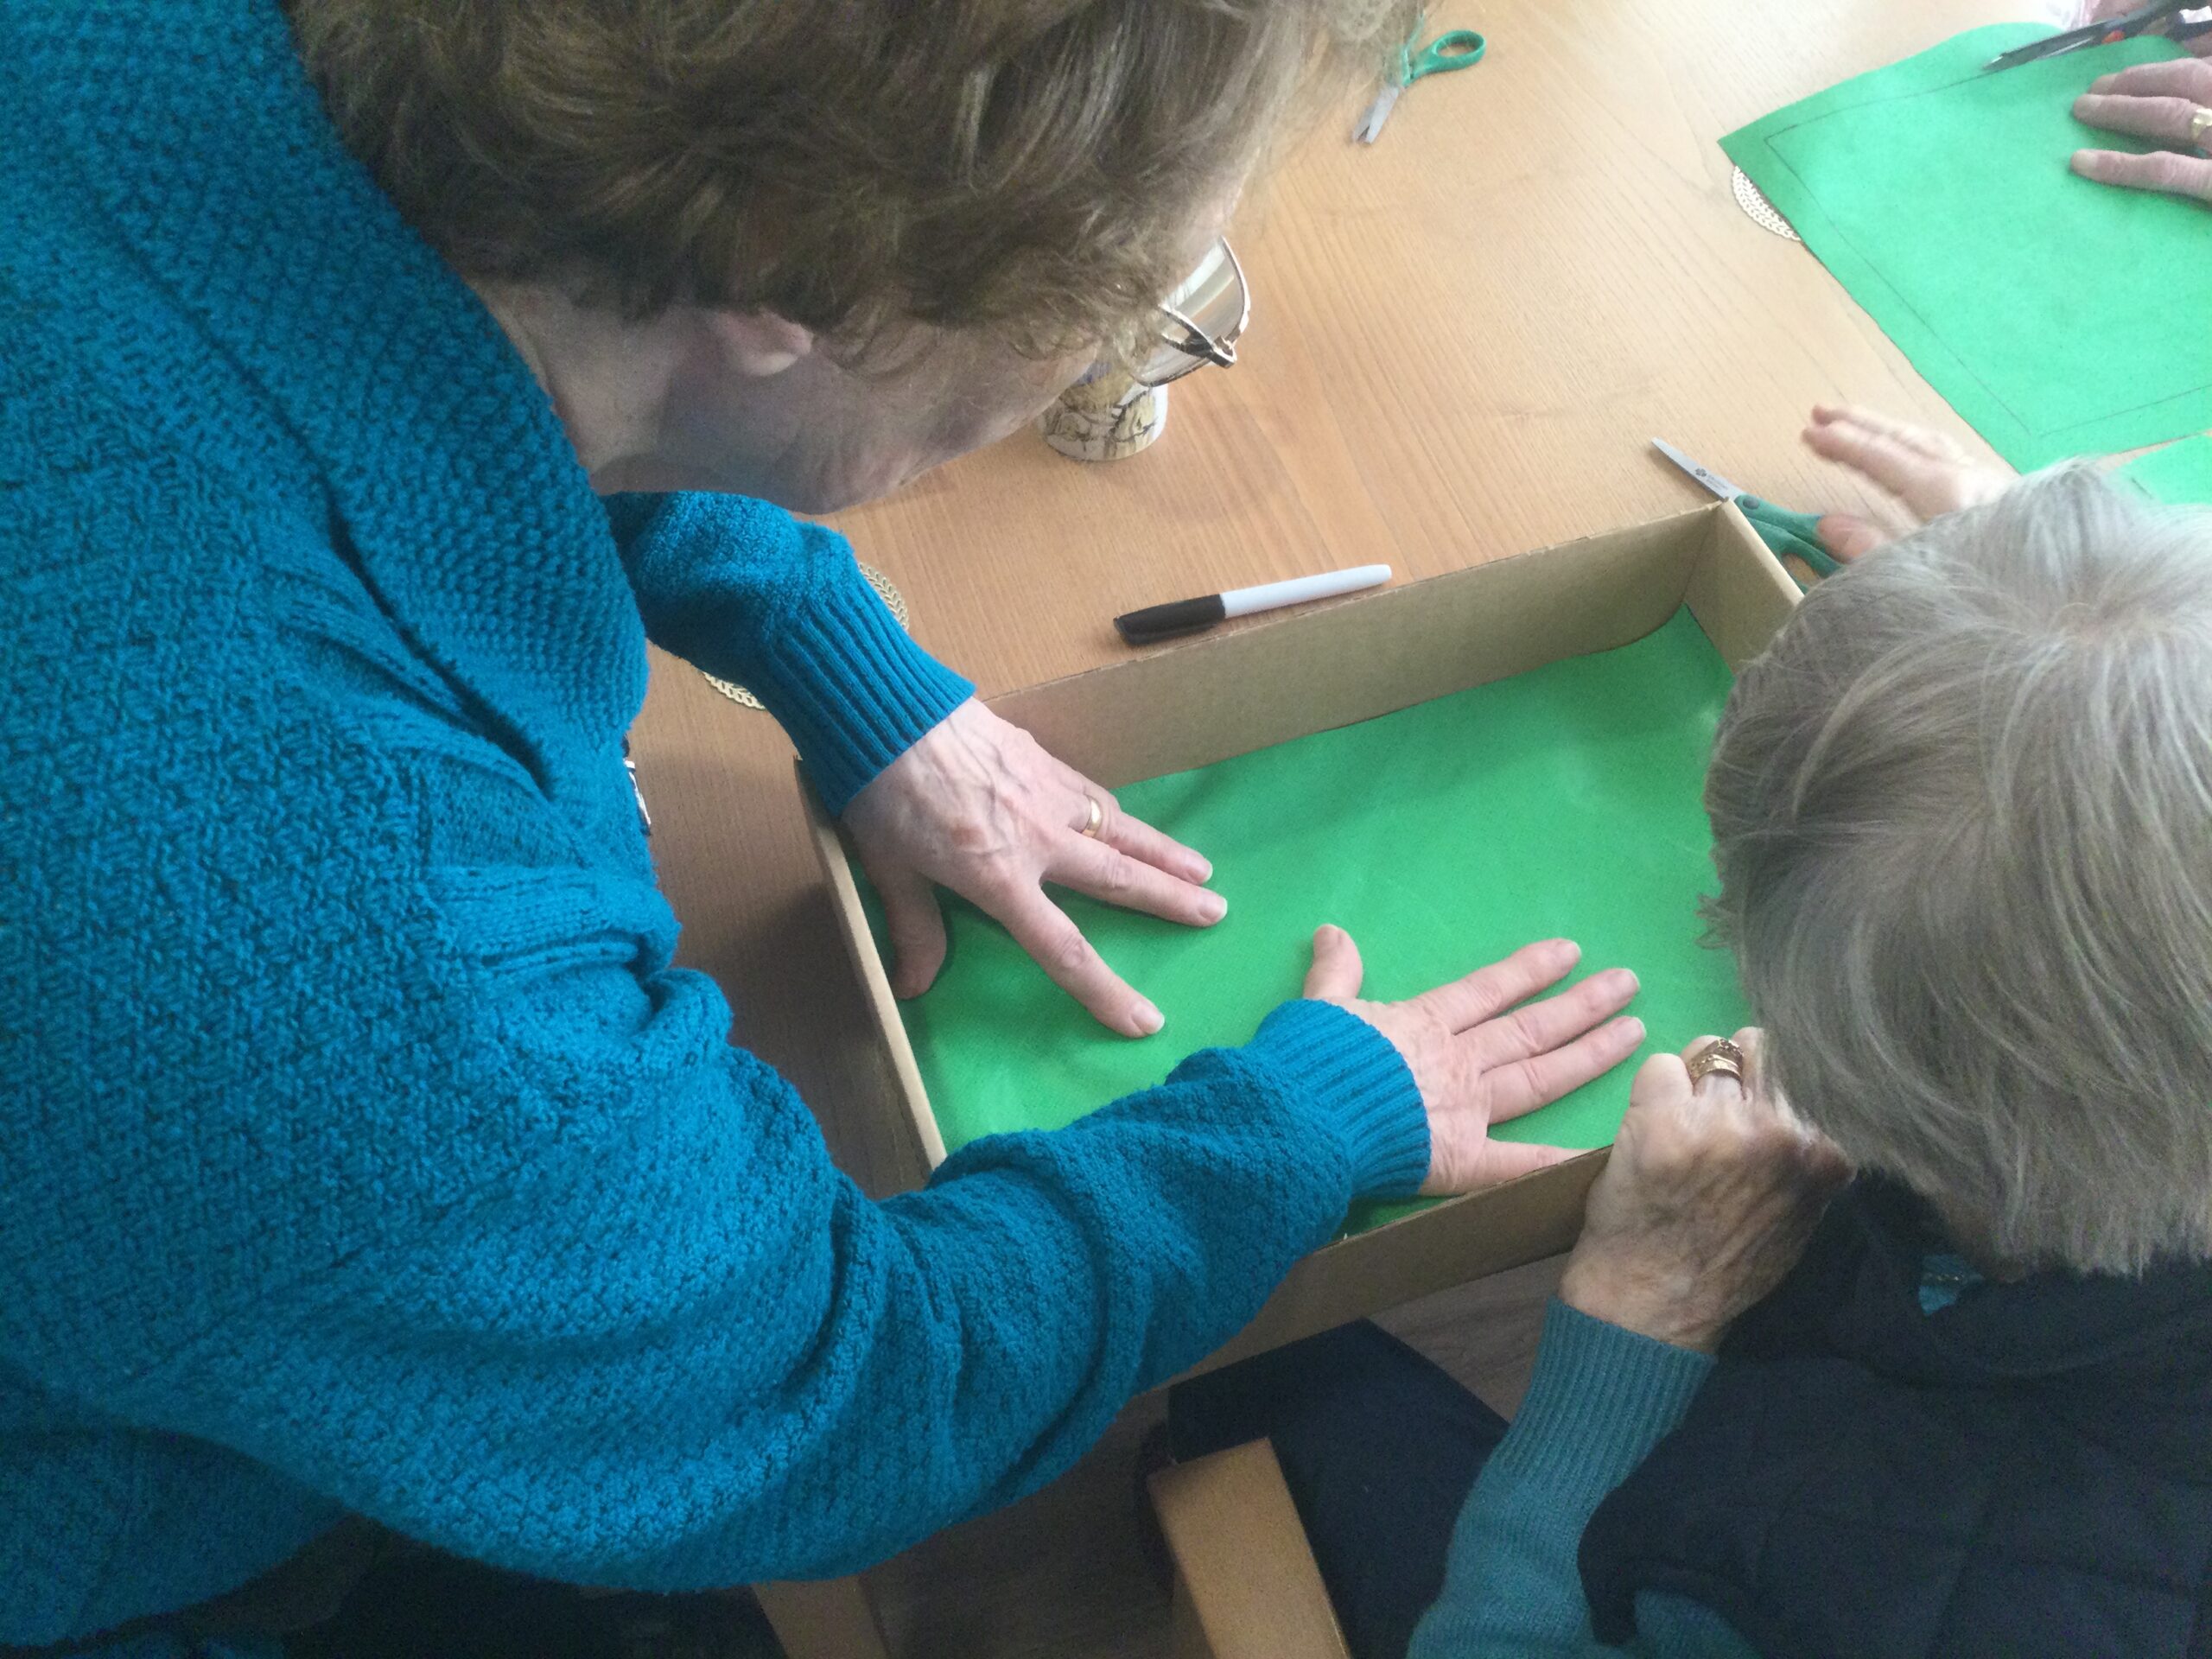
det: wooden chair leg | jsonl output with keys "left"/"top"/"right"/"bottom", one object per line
{"left": 1147, "top": 1440, "right": 1351, "bottom": 1659}
{"left": 753, "top": 1573, "right": 891, "bottom": 1659}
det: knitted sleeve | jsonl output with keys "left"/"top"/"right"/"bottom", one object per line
{"left": 1408, "top": 1303, "right": 1756, "bottom": 1658}
{"left": 606, "top": 492, "right": 974, "bottom": 813}
{"left": 23, "top": 634, "right": 1427, "bottom": 1592}
{"left": 145, "top": 971, "right": 1421, "bottom": 1588}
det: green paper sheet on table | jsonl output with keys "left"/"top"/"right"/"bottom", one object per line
{"left": 2117, "top": 435, "right": 2212, "bottom": 505}
{"left": 1724, "top": 25, "right": 2212, "bottom": 472}
{"left": 869, "top": 609, "right": 1751, "bottom": 1235}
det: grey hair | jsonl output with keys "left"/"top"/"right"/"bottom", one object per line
{"left": 1704, "top": 467, "right": 2212, "bottom": 1275}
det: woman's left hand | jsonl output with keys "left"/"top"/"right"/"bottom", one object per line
{"left": 1559, "top": 1030, "right": 1851, "bottom": 1353}
{"left": 842, "top": 697, "right": 1224, "bottom": 1038}
{"left": 2072, "top": 58, "right": 2212, "bottom": 203}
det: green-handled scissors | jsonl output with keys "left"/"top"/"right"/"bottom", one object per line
{"left": 1355, "top": 18, "right": 1486, "bottom": 144}
{"left": 1652, "top": 438, "right": 1841, "bottom": 582}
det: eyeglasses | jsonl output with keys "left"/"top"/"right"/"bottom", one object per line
{"left": 1133, "top": 238, "right": 1249, "bottom": 389}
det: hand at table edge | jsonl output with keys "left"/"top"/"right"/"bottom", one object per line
{"left": 1800, "top": 404, "right": 2013, "bottom": 563}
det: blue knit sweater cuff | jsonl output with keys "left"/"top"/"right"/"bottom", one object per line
{"left": 610, "top": 493, "right": 976, "bottom": 814}
{"left": 1484, "top": 1300, "right": 1715, "bottom": 1510}
{"left": 1244, "top": 1000, "right": 1429, "bottom": 1199}
{"left": 746, "top": 573, "right": 976, "bottom": 816}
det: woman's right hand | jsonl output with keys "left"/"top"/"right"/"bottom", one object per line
{"left": 1300, "top": 925, "right": 1646, "bottom": 1195}
{"left": 1799, "top": 404, "right": 2012, "bottom": 562}
{"left": 2072, "top": 57, "right": 2212, "bottom": 203}
{"left": 1559, "top": 1031, "right": 1851, "bottom": 1353}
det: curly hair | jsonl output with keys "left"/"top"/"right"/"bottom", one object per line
{"left": 283, "top": 0, "right": 1410, "bottom": 355}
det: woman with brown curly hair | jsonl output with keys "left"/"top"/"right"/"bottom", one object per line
{"left": 0, "top": 2, "right": 1650, "bottom": 1652}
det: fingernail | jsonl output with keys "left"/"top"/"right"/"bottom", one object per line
{"left": 1198, "top": 893, "right": 1228, "bottom": 924}
{"left": 1619, "top": 1017, "right": 1646, "bottom": 1043}
{"left": 2088, "top": 73, "right": 2113, "bottom": 92}
{"left": 1606, "top": 969, "right": 1641, "bottom": 995}
{"left": 1191, "top": 857, "right": 1215, "bottom": 882}
{"left": 1132, "top": 1001, "right": 1165, "bottom": 1036}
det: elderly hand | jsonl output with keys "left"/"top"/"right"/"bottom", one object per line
{"left": 843, "top": 697, "right": 1223, "bottom": 1037}
{"left": 1559, "top": 1031, "right": 1850, "bottom": 1352}
{"left": 1301, "top": 926, "right": 1645, "bottom": 1194}
{"left": 1799, "top": 404, "right": 2012, "bottom": 562}
{"left": 2072, "top": 58, "right": 2212, "bottom": 201}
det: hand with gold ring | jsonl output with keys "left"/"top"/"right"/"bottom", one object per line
{"left": 2072, "top": 58, "right": 2212, "bottom": 204}
{"left": 1558, "top": 1027, "right": 1852, "bottom": 1353}
{"left": 842, "top": 698, "right": 1223, "bottom": 1037}
{"left": 1683, "top": 1035, "right": 1746, "bottom": 1087}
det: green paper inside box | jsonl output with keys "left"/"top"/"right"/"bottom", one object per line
{"left": 870, "top": 606, "right": 1746, "bottom": 1235}
{"left": 804, "top": 506, "right": 1801, "bottom": 1353}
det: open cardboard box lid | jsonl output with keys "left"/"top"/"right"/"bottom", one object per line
{"left": 800, "top": 501, "right": 1796, "bottom": 1373}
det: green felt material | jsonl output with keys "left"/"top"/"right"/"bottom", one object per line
{"left": 1724, "top": 26, "right": 2212, "bottom": 472}
{"left": 870, "top": 609, "right": 1751, "bottom": 1232}
{"left": 2117, "top": 435, "right": 2212, "bottom": 505}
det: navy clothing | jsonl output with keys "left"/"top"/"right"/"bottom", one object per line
{"left": 1172, "top": 1323, "right": 1510, "bottom": 1659}
{"left": 1581, "top": 1182, "right": 2212, "bottom": 1657}
{"left": 1172, "top": 1316, "right": 1754, "bottom": 1658}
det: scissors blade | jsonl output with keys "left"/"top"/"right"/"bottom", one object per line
{"left": 1651, "top": 438, "right": 1743, "bottom": 502}
{"left": 1355, "top": 80, "right": 1402, "bottom": 144}
{"left": 1984, "top": 0, "right": 2190, "bottom": 69}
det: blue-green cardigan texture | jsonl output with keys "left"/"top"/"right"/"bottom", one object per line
{"left": 0, "top": 2, "right": 1427, "bottom": 1643}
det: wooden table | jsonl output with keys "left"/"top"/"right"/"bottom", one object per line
{"left": 627, "top": 0, "right": 2026, "bottom": 1648}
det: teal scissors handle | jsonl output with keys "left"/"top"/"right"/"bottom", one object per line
{"left": 1403, "top": 28, "right": 1486, "bottom": 82}
{"left": 1737, "top": 494, "right": 1840, "bottom": 580}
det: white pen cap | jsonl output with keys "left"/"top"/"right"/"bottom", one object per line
{"left": 1219, "top": 563, "right": 1392, "bottom": 619}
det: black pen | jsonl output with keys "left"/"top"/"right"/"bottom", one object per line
{"left": 1114, "top": 563, "right": 1393, "bottom": 645}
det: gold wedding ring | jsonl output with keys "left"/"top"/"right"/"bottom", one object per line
{"left": 2191, "top": 106, "right": 2212, "bottom": 152}
{"left": 1685, "top": 1037, "right": 1747, "bottom": 1088}
{"left": 1080, "top": 794, "right": 1104, "bottom": 837}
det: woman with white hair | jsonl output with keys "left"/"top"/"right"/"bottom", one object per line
{"left": 1169, "top": 411, "right": 2212, "bottom": 1659}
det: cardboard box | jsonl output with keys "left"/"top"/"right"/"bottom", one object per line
{"left": 801, "top": 502, "right": 1797, "bottom": 1374}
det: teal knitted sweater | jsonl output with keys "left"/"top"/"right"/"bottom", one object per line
{"left": 0, "top": 3, "right": 1429, "bottom": 1645}
{"left": 1411, "top": 1303, "right": 1759, "bottom": 1657}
